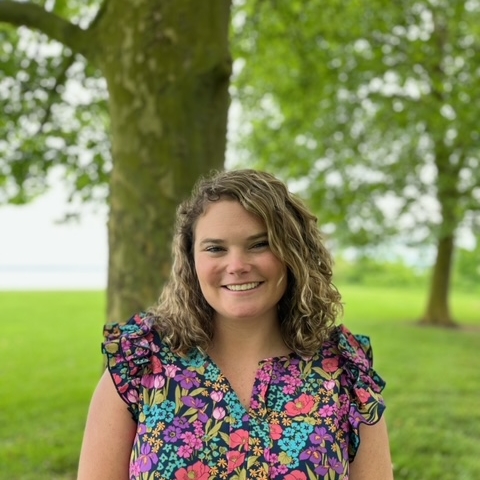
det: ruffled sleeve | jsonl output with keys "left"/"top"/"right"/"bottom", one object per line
{"left": 336, "top": 325, "right": 386, "bottom": 461}
{"left": 102, "top": 312, "right": 157, "bottom": 420}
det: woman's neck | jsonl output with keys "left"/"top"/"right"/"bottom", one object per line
{"left": 209, "top": 317, "right": 291, "bottom": 362}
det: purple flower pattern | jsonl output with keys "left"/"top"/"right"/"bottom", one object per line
{"left": 103, "top": 313, "right": 386, "bottom": 479}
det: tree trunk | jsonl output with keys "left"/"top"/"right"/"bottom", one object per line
{"left": 420, "top": 234, "right": 457, "bottom": 327}
{"left": 420, "top": 140, "right": 458, "bottom": 327}
{"left": 96, "top": 0, "right": 232, "bottom": 322}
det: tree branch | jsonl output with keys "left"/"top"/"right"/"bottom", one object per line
{"left": 0, "top": 1, "right": 92, "bottom": 58}
{"left": 88, "top": 0, "right": 109, "bottom": 30}
{"left": 36, "top": 50, "right": 77, "bottom": 136}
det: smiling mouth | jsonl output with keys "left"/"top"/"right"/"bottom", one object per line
{"left": 224, "top": 282, "right": 261, "bottom": 291}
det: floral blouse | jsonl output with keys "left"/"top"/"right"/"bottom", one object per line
{"left": 103, "top": 313, "right": 386, "bottom": 480}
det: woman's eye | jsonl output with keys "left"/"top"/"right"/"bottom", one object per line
{"left": 252, "top": 241, "right": 269, "bottom": 249}
{"left": 205, "top": 246, "right": 224, "bottom": 253}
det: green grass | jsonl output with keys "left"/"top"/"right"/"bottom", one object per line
{"left": 0, "top": 286, "right": 479, "bottom": 480}
{"left": 339, "top": 285, "right": 480, "bottom": 480}
{"left": 0, "top": 291, "right": 106, "bottom": 480}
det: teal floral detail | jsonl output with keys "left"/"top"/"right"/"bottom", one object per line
{"left": 250, "top": 421, "right": 270, "bottom": 444}
{"left": 284, "top": 422, "right": 314, "bottom": 441}
{"left": 183, "top": 351, "right": 205, "bottom": 368}
{"left": 103, "top": 314, "right": 386, "bottom": 479}
{"left": 144, "top": 401, "right": 175, "bottom": 427}
{"left": 204, "top": 367, "right": 219, "bottom": 382}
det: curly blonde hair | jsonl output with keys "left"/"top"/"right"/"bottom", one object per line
{"left": 149, "top": 169, "right": 343, "bottom": 356}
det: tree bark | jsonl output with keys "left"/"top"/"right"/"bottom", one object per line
{"left": 0, "top": 1, "right": 92, "bottom": 57}
{"left": 420, "top": 142, "right": 459, "bottom": 327}
{"left": 0, "top": 0, "right": 232, "bottom": 322}
{"left": 420, "top": 234, "right": 457, "bottom": 327}
{"left": 95, "top": 0, "right": 232, "bottom": 322}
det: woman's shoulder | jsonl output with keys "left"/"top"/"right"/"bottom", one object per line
{"left": 318, "top": 324, "right": 385, "bottom": 393}
{"left": 103, "top": 312, "right": 161, "bottom": 365}
{"left": 102, "top": 312, "right": 173, "bottom": 419}
{"left": 319, "top": 324, "right": 387, "bottom": 461}
{"left": 322, "top": 325, "right": 378, "bottom": 368}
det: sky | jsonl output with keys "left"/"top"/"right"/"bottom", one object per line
{"left": 0, "top": 182, "right": 108, "bottom": 290}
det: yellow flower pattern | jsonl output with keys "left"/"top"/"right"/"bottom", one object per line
{"left": 103, "top": 313, "right": 386, "bottom": 479}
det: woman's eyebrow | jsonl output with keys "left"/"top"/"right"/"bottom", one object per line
{"left": 198, "top": 232, "right": 268, "bottom": 246}
{"left": 247, "top": 232, "right": 268, "bottom": 241}
{"left": 198, "top": 238, "right": 224, "bottom": 246}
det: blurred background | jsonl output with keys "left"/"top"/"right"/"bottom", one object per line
{"left": 0, "top": 181, "right": 107, "bottom": 290}
{"left": 0, "top": 1, "right": 479, "bottom": 479}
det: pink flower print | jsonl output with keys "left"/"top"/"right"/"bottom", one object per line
{"left": 141, "top": 374, "right": 165, "bottom": 389}
{"left": 282, "top": 376, "right": 302, "bottom": 395}
{"left": 126, "top": 389, "right": 139, "bottom": 403}
{"left": 130, "top": 460, "right": 141, "bottom": 477}
{"left": 323, "top": 379, "right": 335, "bottom": 391}
{"left": 181, "top": 431, "right": 203, "bottom": 450}
{"left": 270, "top": 423, "right": 283, "bottom": 440}
{"left": 213, "top": 407, "right": 226, "bottom": 420}
{"left": 138, "top": 443, "right": 158, "bottom": 472}
{"left": 286, "top": 376, "right": 302, "bottom": 388}
{"left": 284, "top": 471, "right": 307, "bottom": 480}
{"left": 285, "top": 393, "right": 316, "bottom": 416}
{"left": 193, "top": 420, "right": 205, "bottom": 437}
{"left": 283, "top": 384, "right": 296, "bottom": 395}
{"left": 175, "top": 460, "right": 210, "bottom": 480}
{"left": 227, "top": 451, "right": 246, "bottom": 473}
{"left": 178, "top": 444, "right": 194, "bottom": 458}
{"left": 356, "top": 387, "right": 371, "bottom": 404}
{"left": 287, "top": 363, "right": 301, "bottom": 375}
{"left": 210, "top": 390, "right": 224, "bottom": 402}
{"left": 264, "top": 449, "right": 278, "bottom": 463}
{"left": 122, "top": 338, "right": 133, "bottom": 353}
{"left": 338, "top": 394, "right": 349, "bottom": 415}
{"left": 319, "top": 404, "right": 335, "bottom": 417}
{"left": 257, "top": 369, "right": 271, "bottom": 382}
{"left": 164, "top": 364, "right": 180, "bottom": 378}
{"left": 271, "top": 466, "right": 283, "bottom": 478}
{"left": 230, "top": 429, "right": 249, "bottom": 450}
{"left": 322, "top": 357, "right": 339, "bottom": 373}
{"left": 275, "top": 465, "right": 288, "bottom": 475}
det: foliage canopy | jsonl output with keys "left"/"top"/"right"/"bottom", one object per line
{"left": 233, "top": 0, "right": 480, "bottom": 249}
{"left": 0, "top": 0, "right": 109, "bottom": 207}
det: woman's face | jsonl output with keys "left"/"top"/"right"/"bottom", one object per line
{"left": 193, "top": 200, "right": 287, "bottom": 326}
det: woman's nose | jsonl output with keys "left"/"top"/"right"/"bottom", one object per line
{"left": 225, "top": 250, "right": 251, "bottom": 274}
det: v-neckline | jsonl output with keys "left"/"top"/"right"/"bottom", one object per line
{"left": 195, "top": 348, "right": 298, "bottom": 412}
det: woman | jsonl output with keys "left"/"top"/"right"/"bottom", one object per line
{"left": 78, "top": 169, "right": 393, "bottom": 479}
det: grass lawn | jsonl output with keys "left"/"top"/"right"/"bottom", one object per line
{"left": 0, "top": 286, "right": 479, "bottom": 479}
{"left": 339, "top": 285, "right": 480, "bottom": 480}
{"left": 0, "top": 291, "right": 106, "bottom": 480}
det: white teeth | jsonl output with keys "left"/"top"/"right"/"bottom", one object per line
{"left": 225, "top": 282, "right": 260, "bottom": 291}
